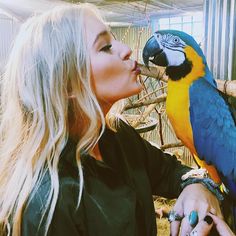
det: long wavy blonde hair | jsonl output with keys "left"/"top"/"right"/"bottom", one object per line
{"left": 0, "top": 4, "right": 113, "bottom": 235}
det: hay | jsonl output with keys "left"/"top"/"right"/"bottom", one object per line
{"left": 154, "top": 197, "right": 176, "bottom": 236}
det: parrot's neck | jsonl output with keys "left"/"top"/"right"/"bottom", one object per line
{"left": 167, "top": 46, "right": 206, "bottom": 84}
{"left": 204, "top": 65, "right": 217, "bottom": 87}
{"left": 165, "top": 58, "right": 192, "bottom": 81}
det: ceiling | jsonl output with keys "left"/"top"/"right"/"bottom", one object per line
{"left": 0, "top": 0, "right": 204, "bottom": 26}
{"left": 77, "top": 0, "right": 204, "bottom": 26}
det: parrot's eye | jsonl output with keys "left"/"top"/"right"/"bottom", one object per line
{"left": 156, "top": 33, "right": 161, "bottom": 38}
{"left": 173, "top": 37, "right": 180, "bottom": 44}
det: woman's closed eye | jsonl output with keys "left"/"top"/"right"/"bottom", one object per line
{"left": 100, "top": 44, "right": 112, "bottom": 52}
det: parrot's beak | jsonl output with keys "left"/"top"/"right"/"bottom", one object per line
{"left": 142, "top": 35, "right": 168, "bottom": 68}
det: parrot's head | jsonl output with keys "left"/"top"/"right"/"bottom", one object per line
{"left": 142, "top": 30, "right": 206, "bottom": 81}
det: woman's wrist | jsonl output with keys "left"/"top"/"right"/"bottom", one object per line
{"left": 181, "top": 168, "right": 224, "bottom": 201}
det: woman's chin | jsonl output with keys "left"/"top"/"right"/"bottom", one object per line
{"left": 128, "top": 86, "right": 143, "bottom": 97}
{"left": 135, "top": 80, "right": 144, "bottom": 93}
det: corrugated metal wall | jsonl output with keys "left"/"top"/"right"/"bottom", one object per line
{"left": 204, "top": 0, "right": 236, "bottom": 81}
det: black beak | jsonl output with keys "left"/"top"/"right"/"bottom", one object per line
{"left": 142, "top": 35, "right": 168, "bottom": 68}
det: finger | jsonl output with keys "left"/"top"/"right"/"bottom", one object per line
{"left": 208, "top": 208, "right": 224, "bottom": 220}
{"left": 209, "top": 208, "right": 223, "bottom": 219}
{"left": 170, "top": 220, "right": 181, "bottom": 236}
{"left": 189, "top": 215, "right": 213, "bottom": 236}
{"left": 208, "top": 213, "right": 234, "bottom": 235}
{"left": 208, "top": 203, "right": 223, "bottom": 219}
{"left": 180, "top": 216, "right": 193, "bottom": 236}
{"left": 209, "top": 208, "right": 216, "bottom": 215}
{"left": 193, "top": 201, "right": 222, "bottom": 222}
{"left": 178, "top": 198, "right": 198, "bottom": 235}
{"left": 169, "top": 205, "right": 184, "bottom": 236}
{"left": 208, "top": 213, "right": 221, "bottom": 223}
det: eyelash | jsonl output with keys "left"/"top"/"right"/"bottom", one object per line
{"left": 100, "top": 44, "right": 112, "bottom": 52}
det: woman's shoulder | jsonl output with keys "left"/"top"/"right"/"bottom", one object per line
{"left": 115, "top": 118, "right": 142, "bottom": 140}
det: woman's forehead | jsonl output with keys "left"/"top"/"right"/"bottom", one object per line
{"left": 84, "top": 13, "right": 109, "bottom": 47}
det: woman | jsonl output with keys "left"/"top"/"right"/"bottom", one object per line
{"left": 0, "top": 3, "right": 228, "bottom": 236}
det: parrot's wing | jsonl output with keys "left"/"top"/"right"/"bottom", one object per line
{"left": 219, "top": 90, "right": 236, "bottom": 124}
{"left": 189, "top": 78, "right": 236, "bottom": 181}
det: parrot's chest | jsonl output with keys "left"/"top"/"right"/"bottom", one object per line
{"left": 166, "top": 82, "right": 195, "bottom": 152}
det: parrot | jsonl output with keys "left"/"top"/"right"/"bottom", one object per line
{"left": 142, "top": 30, "right": 236, "bottom": 210}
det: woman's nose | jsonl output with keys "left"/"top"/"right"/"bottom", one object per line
{"left": 120, "top": 43, "right": 132, "bottom": 60}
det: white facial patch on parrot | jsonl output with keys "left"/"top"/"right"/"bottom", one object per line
{"left": 164, "top": 47, "right": 186, "bottom": 66}
{"left": 153, "top": 33, "right": 187, "bottom": 66}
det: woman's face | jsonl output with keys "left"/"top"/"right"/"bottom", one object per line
{"left": 85, "top": 13, "right": 143, "bottom": 113}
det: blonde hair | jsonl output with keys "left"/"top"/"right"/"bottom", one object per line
{"left": 0, "top": 4, "right": 109, "bottom": 235}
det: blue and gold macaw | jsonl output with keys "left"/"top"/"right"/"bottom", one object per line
{"left": 142, "top": 30, "right": 236, "bottom": 203}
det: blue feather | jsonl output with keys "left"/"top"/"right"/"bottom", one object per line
{"left": 190, "top": 77, "right": 236, "bottom": 199}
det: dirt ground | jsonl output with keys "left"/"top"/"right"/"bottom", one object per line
{"left": 154, "top": 197, "right": 176, "bottom": 236}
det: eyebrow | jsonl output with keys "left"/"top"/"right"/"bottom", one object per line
{"left": 93, "top": 30, "right": 110, "bottom": 46}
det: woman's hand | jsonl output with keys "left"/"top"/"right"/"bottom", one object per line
{"left": 188, "top": 213, "right": 235, "bottom": 236}
{"left": 170, "top": 183, "right": 223, "bottom": 236}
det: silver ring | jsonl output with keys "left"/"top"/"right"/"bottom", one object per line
{"left": 168, "top": 210, "right": 183, "bottom": 223}
{"left": 188, "top": 210, "right": 199, "bottom": 227}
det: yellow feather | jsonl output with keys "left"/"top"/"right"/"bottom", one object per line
{"left": 166, "top": 46, "right": 221, "bottom": 183}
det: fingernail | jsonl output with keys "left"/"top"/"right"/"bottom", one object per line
{"left": 204, "top": 215, "right": 213, "bottom": 225}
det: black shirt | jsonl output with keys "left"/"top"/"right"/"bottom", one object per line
{"left": 22, "top": 121, "right": 190, "bottom": 236}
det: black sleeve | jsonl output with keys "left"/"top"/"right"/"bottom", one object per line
{"left": 118, "top": 121, "right": 191, "bottom": 198}
{"left": 141, "top": 137, "right": 191, "bottom": 198}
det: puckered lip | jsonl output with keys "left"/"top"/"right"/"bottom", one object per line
{"left": 132, "top": 60, "right": 138, "bottom": 71}
{"left": 132, "top": 60, "right": 141, "bottom": 74}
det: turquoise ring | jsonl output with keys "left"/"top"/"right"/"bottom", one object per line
{"left": 188, "top": 210, "right": 199, "bottom": 227}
